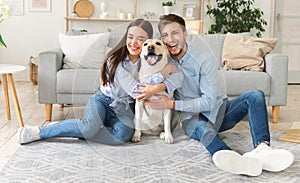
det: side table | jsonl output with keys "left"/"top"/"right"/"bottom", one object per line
{"left": 0, "top": 64, "right": 26, "bottom": 127}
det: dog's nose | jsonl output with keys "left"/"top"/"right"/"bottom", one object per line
{"left": 148, "top": 44, "right": 155, "bottom": 52}
{"left": 149, "top": 44, "right": 155, "bottom": 49}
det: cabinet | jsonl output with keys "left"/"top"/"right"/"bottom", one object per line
{"left": 65, "top": 0, "right": 204, "bottom": 34}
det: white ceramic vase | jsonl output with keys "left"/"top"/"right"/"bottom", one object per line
{"left": 163, "top": 6, "right": 172, "bottom": 15}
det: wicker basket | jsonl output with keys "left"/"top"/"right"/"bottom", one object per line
{"left": 28, "top": 56, "right": 38, "bottom": 85}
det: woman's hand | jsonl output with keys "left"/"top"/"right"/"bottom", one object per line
{"left": 132, "top": 83, "right": 166, "bottom": 101}
{"left": 160, "top": 63, "right": 179, "bottom": 78}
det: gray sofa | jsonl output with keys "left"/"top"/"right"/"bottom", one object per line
{"left": 38, "top": 27, "right": 288, "bottom": 123}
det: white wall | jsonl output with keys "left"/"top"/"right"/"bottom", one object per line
{"left": 0, "top": 0, "right": 65, "bottom": 81}
{"left": 0, "top": 0, "right": 272, "bottom": 81}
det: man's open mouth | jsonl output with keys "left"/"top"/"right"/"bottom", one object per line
{"left": 144, "top": 53, "right": 163, "bottom": 66}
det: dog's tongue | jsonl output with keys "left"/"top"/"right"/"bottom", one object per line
{"left": 147, "top": 55, "right": 158, "bottom": 65}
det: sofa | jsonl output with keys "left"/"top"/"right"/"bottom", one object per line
{"left": 38, "top": 24, "right": 288, "bottom": 123}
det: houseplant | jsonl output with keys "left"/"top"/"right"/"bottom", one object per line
{"left": 0, "top": 1, "right": 11, "bottom": 47}
{"left": 162, "top": 1, "right": 173, "bottom": 15}
{"left": 206, "top": 0, "right": 267, "bottom": 37}
{"left": 162, "top": 1, "right": 173, "bottom": 6}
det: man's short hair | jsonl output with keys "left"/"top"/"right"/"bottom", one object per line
{"left": 158, "top": 14, "right": 186, "bottom": 33}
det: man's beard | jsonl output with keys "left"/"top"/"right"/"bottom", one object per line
{"left": 169, "top": 42, "right": 187, "bottom": 60}
{"left": 172, "top": 48, "right": 184, "bottom": 57}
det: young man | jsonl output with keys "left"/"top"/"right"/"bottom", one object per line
{"left": 142, "top": 14, "right": 294, "bottom": 176}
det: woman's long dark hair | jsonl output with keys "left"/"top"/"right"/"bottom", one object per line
{"left": 101, "top": 19, "right": 153, "bottom": 86}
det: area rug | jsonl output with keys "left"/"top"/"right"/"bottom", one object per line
{"left": 0, "top": 128, "right": 299, "bottom": 183}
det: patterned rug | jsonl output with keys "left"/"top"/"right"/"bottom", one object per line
{"left": 0, "top": 128, "right": 299, "bottom": 183}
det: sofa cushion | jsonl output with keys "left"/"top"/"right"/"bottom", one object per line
{"left": 57, "top": 69, "right": 101, "bottom": 94}
{"left": 222, "top": 70, "right": 271, "bottom": 96}
{"left": 222, "top": 33, "right": 278, "bottom": 71}
{"left": 59, "top": 32, "right": 110, "bottom": 69}
{"left": 187, "top": 34, "right": 226, "bottom": 66}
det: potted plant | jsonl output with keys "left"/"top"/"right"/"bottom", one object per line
{"left": 162, "top": 1, "right": 173, "bottom": 6}
{"left": 71, "top": 11, "right": 77, "bottom": 17}
{"left": 162, "top": 1, "right": 173, "bottom": 15}
{"left": 206, "top": 0, "right": 267, "bottom": 37}
{"left": 0, "top": 2, "right": 11, "bottom": 48}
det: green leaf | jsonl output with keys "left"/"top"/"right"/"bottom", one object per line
{"left": 206, "top": 0, "right": 267, "bottom": 37}
{"left": 0, "top": 34, "right": 7, "bottom": 48}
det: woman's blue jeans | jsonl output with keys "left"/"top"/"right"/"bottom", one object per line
{"left": 182, "top": 90, "right": 270, "bottom": 155}
{"left": 40, "top": 90, "right": 135, "bottom": 145}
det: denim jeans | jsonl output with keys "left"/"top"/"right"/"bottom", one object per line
{"left": 40, "top": 90, "right": 135, "bottom": 145}
{"left": 182, "top": 90, "right": 270, "bottom": 155}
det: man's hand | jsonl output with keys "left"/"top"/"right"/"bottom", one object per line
{"left": 133, "top": 83, "right": 166, "bottom": 101}
{"left": 144, "top": 94, "right": 173, "bottom": 110}
{"left": 160, "top": 62, "right": 179, "bottom": 78}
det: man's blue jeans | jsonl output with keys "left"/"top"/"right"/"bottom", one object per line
{"left": 182, "top": 90, "right": 270, "bottom": 155}
{"left": 40, "top": 90, "right": 135, "bottom": 145}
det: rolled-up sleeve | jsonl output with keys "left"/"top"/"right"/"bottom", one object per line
{"left": 164, "top": 71, "right": 184, "bottom": 93}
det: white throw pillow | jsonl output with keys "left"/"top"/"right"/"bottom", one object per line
{"left": 59, "top": 32, "right": 110, "bottom": 69}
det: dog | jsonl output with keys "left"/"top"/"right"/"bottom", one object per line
{"left": 131, "top": 39, "right": 174, "bottom": 144}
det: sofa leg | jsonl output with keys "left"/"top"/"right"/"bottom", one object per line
{"left": 45, "top": 104, "right": 53, "bottom": 121}
{"left": 272, "top": 106, "right": 280, "bottom": 123}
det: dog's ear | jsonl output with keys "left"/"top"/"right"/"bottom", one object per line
{"left": 162, "top": 42, "right": 170, "bottom": 58}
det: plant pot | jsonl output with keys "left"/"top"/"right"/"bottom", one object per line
{"left": 71, "top": 12, "right": 77, "bottom": 17}
{"left": 163, "top": 6, "right": 172, "bottom": 15}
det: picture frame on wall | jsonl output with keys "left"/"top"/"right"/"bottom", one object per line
{"left": 4, "top": 0, "right": 24, "bottom": 16}
{"left": 183, "top": 4, "right": 197, "bottom": 20}
{"left": 29, "top": 0, "right": 51, "bottom": 12}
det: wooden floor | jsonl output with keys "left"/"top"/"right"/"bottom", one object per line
{"left": 0, "top": 81, "right": 299, "bottom": 170}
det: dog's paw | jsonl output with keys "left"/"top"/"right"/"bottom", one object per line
{"left": 164, "top": 135, "right": 174, "bottom": 144}
{"left": 160, "top": 132, "right": 173, "bottom": 144}
{"left": 131, "top": 136, "right": 141, "bottom": 143}
{"left": 159, "top": 132, "right": 165, "bottom": 139}
{"left": 131, "top": 130, "right": 141, "bottom": 142}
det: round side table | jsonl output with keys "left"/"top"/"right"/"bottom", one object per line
{"left": 0, "top": 64, "right": 26, "bottom": 127}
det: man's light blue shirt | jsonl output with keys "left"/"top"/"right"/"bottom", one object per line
{"left": 171, "top": 43, "right": 227, "bottom": 125}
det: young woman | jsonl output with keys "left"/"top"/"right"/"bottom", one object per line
{"left": 18, "top": 19, "right": 180, "bottom": 145}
